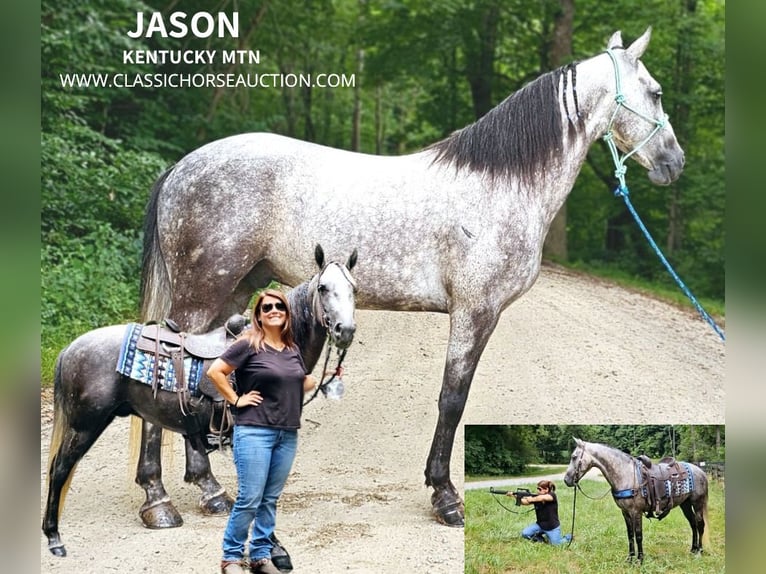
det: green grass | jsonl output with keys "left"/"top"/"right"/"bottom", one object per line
{"left": 465, "top": 478, "right": 725, "bottom": 574}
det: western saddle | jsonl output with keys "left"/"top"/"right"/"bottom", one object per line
{"left": 637, "top": 455, "right": 691, "bottom": 520}
{"left": 133, "top": 315, "right": 247, "bottom": 447}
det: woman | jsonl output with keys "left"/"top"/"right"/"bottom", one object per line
{"left": 208, "top": 289, "right": 323, "bottom": 574}
{"left": 508, "top": 480, "right": 572, "bottom": 545}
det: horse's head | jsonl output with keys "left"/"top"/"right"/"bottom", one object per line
{"left": 311, "top": 244, "right": 358, "bottom": 349}
{"left": 563, "top": 437, "right": 593, "bottom": 487}
{"left": 601, "top": 27, "right": 685, "bottom": 185}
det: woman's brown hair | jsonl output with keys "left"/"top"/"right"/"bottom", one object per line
{"left": 537, "top": 479, "right": 556, "bottom": 492}
{"left": 243, "top": 289, "right": 297, "bottom": 351}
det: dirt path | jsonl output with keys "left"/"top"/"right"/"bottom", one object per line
{"left": 465, "top": 470, "right": 607, "bottom": 492}
{"left": 40, "top": 265, "right": 724, "bottom": 573}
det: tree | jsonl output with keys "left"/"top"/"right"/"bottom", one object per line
{"left": 542, "top": 0, "right": 575, "bottom": 261}
{"left": 464, "top": 426, "right": 537, "bottom": 475}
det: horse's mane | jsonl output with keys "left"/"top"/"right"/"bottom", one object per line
{"left": 429, "top": 66, "right": 571, "bottom": 186}
{"left": 286, "top": 280, "right": 315, "bottom": 347}
{"left": 587, "top": 441, "right": 639, "bottom": 464}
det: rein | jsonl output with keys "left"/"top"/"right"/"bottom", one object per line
{"left": 489, "top": 491, "right": 535, "bottom": 515}
{"left": 303, "top": 339, "right": 347, "bottom": 406}
{"left": 602, "top": 49, "right": 725, "bottom": 342}
{"left": 206, "top": 401, "right": 233, "bottom": 453}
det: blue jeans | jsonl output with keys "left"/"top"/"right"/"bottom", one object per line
{"left": 522, "top": 522, "right": 570, "bottom": 545}
{"left": 222, "top": 425, "right": 298, "bottom": 562}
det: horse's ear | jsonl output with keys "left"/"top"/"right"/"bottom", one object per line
{"left": 347, "top": 248, "right": 358, "bottom": 270}
{"left": 315, "top": 244, "right": 325, "bottom": 268}
{"left": 606, "top": 31, "right": 623, "bottom": 50}
{"left": 626, "top": 26, "right": 652, "bottom": 61}
{"left": 573, "top": 436, "right": 583, "bottom": 447}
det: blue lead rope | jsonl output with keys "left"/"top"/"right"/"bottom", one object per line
{"left": 614, "top": 185, "right": 725, "bottom": 342}
{"left": 602, "top": 49, "right": 724, "bottom": 343}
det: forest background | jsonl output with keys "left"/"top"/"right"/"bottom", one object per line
{"left": 464, "top": 424, "right": 725, "bottom": 476}
{"left": 40, "top": 0, "right": 725, "bottom": 379}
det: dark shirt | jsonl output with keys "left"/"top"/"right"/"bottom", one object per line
{"left": 534, "top": 492, "right": 560, "bottom": 531}
{"left": 220, "top": 338, "right": 308, "bottom": 430}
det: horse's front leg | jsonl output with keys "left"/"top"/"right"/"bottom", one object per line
{"left": 635, "top": 514, "right": 644, "bottom": 563}
{"left": 183, "top": 434, "right": 233, "bottom": 514}
{"left": 622, "top": 511, "right": 636, "bottom": 562}
{"left": 425, "top": 306, "right": 499, "bottom": 527}
{"left": 135, "top": 419, "right": 183, "bottom": 528}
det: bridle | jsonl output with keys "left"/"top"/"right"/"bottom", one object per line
{"left": 303, "top": 262, "right": 356, "bottom": 406}
{"left": 310, "top": 262, "right": 357, "bottom": 329}
{"left": 602, "top": 48, "right": 669, "bottom": 192}
{"left": 567, "top": 446, "right": 610, "bottom": 549}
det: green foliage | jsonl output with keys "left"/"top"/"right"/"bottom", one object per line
{"left": 465, "top": 426, "right": 538, "bottom": 475}
{"left": 466, "top": 478, "right": 726, "bottom": 573}
{"left": 41, "top": 224, "right": 142, "bottom": 379}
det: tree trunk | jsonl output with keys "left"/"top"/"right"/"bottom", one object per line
{"left": 351, "top": 47, "right": 363, "bottom": 151}
{"left": 542, "top": 0, "right": 574, "bottom": 261}
{"left": 465, "top": 2, "right": 500, "bottom": 119}
{"left": 667, "top": 0, "right": 698, "bottom": 254}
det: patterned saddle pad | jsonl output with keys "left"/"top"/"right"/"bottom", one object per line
{"left": 116, "top": 323, "right": 204, "bottom": 396}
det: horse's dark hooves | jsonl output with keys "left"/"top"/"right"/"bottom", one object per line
{"left": 140, "top": 501, "right": 184, "bottom": 529}
{"left": 431, "top": 491, "right": 465, "bottom": 527}
{"left": 200, "top": 491, "right": 234, "bottom": 515}
{"left": 48, "top": 545, "right": 67, "bottom": 557}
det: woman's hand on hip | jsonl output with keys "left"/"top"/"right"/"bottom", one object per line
{"left": 236, "top": 390, "right": 263, "bottom": 407}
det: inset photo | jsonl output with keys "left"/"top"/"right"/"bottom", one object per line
{"left": 464, "top": 425, "right": 725, "bottom": 573}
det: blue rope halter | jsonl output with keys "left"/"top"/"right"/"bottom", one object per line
{"left": 602, "top": 49, "right": 725, "bottom": 342}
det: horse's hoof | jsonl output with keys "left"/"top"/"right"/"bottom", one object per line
{"left": 140, "top": 501, "right": 184, "bottom": 529}
{"left": 431, "top": 491, "right": 465, "bottom": 527}
{"left": 48, "top": 545, "right": 67, "bottom": 557}
{"left": 200, "top": 491, "right": 234, "bottom": 515}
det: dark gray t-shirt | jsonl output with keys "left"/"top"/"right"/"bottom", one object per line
{"left": 220, "top": 338, "right": 308, "bottom": 430}
{"left": 534, "top": 492, "right": 560, "bottom": 531}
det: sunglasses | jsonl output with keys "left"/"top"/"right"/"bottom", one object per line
{"left": 260, "top": 302, "right": 286, "bottom": 313}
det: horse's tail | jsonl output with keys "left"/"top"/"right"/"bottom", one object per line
{"left": 140, "top": 166, "right": 175, "bottom": 322}
{"left": 47, "top": 349, "right": 78, "bottom": 519}
{"left": 701, "top": 482, "right": 711, "bottom": 547}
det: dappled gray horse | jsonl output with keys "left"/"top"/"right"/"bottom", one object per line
{"left": 140, "top": 28, "right": 684, "bottom": 526}
{"left": 563, "top": 438, "right": 709, "bottom": 562}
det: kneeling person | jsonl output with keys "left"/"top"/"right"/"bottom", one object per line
{"left": 508, "top": 480, "right": 571, "bottom": 545}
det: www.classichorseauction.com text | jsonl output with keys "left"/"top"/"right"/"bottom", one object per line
{"left": 58, "top": 10, "right": 355, "bottom": 90}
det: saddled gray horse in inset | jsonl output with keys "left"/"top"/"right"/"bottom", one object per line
{"left": 563, "top": 438, "right": 710, "bottom": 562}
{"left": 139, "top": 28, "right": 684, "bottom": 526}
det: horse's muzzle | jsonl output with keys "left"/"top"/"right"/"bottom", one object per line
{"left": 332, "top": 322, "right": 356, "bottom": 349}
{"left": 647, "top": 152, "right": 685, "bottom": 185}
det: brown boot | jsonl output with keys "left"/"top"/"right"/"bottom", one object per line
{"left": 250, "top": 557, "right": 282, "bottom": 574}
{"left": 221, "top": 559, "right": 248, "bottom": 574}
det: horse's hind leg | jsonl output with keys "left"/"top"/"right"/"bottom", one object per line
{"left": 681, "top": 498, "right": 703, "bottom": 553}
{"left": 43, "top": 417, "right": 115, "bottom": 556}
{"left": 183, "top": 435, "right": 233, "bottom": 514}
{"left": 136, "top": 420, "right": 183, "bottom": 528}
